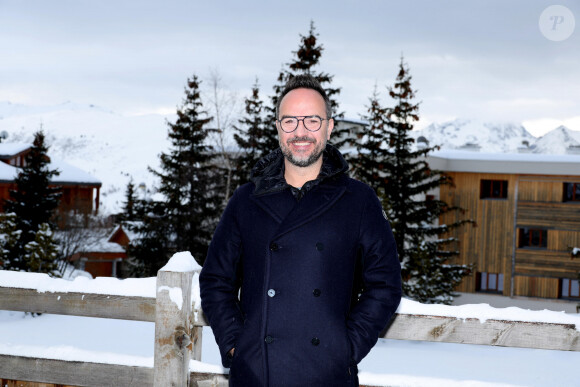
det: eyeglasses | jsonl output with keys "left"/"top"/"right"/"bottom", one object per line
{"left": 276, "top": 115, "right": 329, "bottom": 133}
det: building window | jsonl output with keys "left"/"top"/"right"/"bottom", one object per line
{"left": 476, "top": 272, "right": 504, "bottom": 293}
{"left": 518, "top": 228, "right": 547, "bottom": 249}
{"left": 563, "top": 182, "right": 580, "bottom": 202}
{"left": 560, "top": 278, "right": 580, "bottom": 299}
{"left": 480, "top": 180, "right": 508, "bottom": 199}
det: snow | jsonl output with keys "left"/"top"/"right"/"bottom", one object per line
{"left": 48, "top": 156, "right": 101, "bottom": 184}
{"left": 0, "top": 102, "right": 171, "bottom": 214}
{"left": 0, "top": 310, "right": 578, "bottom": 387}
{"left": 157, "top": 286, "right": 184, "bottom": 310}
{"left": 2, "top": 262, "right": 580, "bottom": 386}
{"left": 398, "top": 298, "right": 580, "bottom": 330}
{"left": 414, "top": 118, "right": 537, "bottom": 153}
{"left": 0, "top": 270, "right": 157, "bottom": 298}
{"left": 0, "top": 144, "right": 101, "bottom": 185}
{"left": 0, "top": 142, "right": 31, "bottom": 156}
{"left": 1, "top": 102, "right": 579, "bottom": 214}
{"left": 160, "top": 251, "right": 201, "bottom": 272}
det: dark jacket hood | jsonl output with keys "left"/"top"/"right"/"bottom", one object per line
{"left": 249, "top": 143, "right": 349, "bottom": 196}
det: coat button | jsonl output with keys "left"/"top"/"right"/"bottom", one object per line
{"left": 270, "top": 242, "right": 279, "bottom": 251}
{"left": 315, "top": 242, "right": 324, "bottom": 251}
{"left": 265, "top": 335, "right": 274, "bottom": 344}
{"left": 311, "top": 337, "right": 320, "bottom": 346}
{"left": 313, "top": 289, "right": 321, "bottom": 297}
{"left": 268, "top": 289, "right": 276, "bottom": 297}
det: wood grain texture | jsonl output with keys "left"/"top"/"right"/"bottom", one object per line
{"left": 384, "top": 313, "right": 580, "bottom": 351}
{"left": 0, "top": 355, "right": 153, "bottom": 387}
{"left": 153, "top": 269, "right": 193, "bottom": 387}
{"left": 0, "top": 287, "right": 156, "bottom": 322}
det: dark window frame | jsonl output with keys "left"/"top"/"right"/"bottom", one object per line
{"left": 480, "top": 179, "right": 508, "bottom": 200}
{"left": 518, "top": 228, "right": 548, "bottom": 249}
{"left": 476, "top": 272, "right": 504, "bottom": 293}
{"left": 560, "top": 278, "right": 580, "bottom": 299}
{"left": 563, "top": 182, "right": 580, "bottom": 202}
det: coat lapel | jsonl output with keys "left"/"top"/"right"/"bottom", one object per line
{"left": 250, "top": 189, "right": 296, "bottom": 224}
{"left": 273, "top": 181, "right": 347, "bottom": 238}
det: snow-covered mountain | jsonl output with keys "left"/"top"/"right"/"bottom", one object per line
{"left": 0, "top": 101, "right": 173, "bottom": 215}
{"left": 413, "top": 119, "right": 537, "bottom": 153}
{"left": 532, "top": 125, "right": 580, "bottom": 154}
{"left": 1, "top": 102, "right": 579, "bottom": 215}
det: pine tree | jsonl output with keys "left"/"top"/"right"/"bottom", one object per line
{"left": 359, "top": 58, "right": 473, "bottom": 304}
{"left": 0, "top": 213, "right": 21, "bottom": 269}
{"left": 264, "top": 21, "right": 344, "bottom": 157}
{"left": 24, "top": 223, "right": 59, "bottom": 275}
{"left": 129, "top": 75, "right": 220, "bottom": 275}
{"left": 233, "top": 78, "right": 268, "bottom": 185}
{"left": 2, "top": 131, "right": 61, "bottom": 272}
{"left": 355, "top": 84, "right": 390, "bottom": 188}
{"left": 118, "top": 179, "right": 142, "bottom": 222}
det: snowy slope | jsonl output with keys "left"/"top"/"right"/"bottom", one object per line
{"left": 2, "top": 101, "right": 579, "bottom": 215}
{"left": 532, "top": 125, "right": 580, "bottom": 154}
{"left": 414, "top": 119, "right": 536, "bottom": 153}
{"left": 0, "top": 101, "right": 173, "bottom": 214}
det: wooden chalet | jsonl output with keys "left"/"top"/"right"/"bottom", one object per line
{"left": 429, "top": 151, "right": 580, "bottom": 300}
{"left": 0, "top": 143, "right": 101, "bottom": 215}
{"left": 66, "top": 222, "right": 141, "bottom": 278}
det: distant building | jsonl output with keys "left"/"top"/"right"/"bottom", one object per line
{"left": 429, "top": 151, "right": 580, "bottom": 301}
{"left": 66, "top": 222, "right": 141, "bottom": 278}
{"left": 0, "top": 143, "right": 101, "bottom": 215}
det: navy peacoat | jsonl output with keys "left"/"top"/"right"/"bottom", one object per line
{"left": 200, "top": 145, "right": 402, "bottom": 386}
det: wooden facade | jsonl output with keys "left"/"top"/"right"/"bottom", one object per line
{"left": 0, "top": 144, "right": 101, "bottom": 216}
{"left": 440, "top": 169, "right": 580, "bottom": 300}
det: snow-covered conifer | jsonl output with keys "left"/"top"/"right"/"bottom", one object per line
{"left": 358, "top": 58, "right": 473, "bottom": 304}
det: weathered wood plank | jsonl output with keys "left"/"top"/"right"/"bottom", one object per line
{"left": 384, "top": 314, "right": 580, "bottom": 351}
{"left": 0, "top": 355, "right": 229, "bottom": 387}
{"left": 517, "top": 201, "right": 580, "bottom": 229}
{"left": 0, "top": 355, "right": 153, "bottom": 386}
{"left": 153, "top": 267, "right": 194, "bottom": 386}
{"left": 0, "top": 287, "right": 156, "bottom": 322}
{"left": 191, "top": 372, "right": 229, "bottom": 387}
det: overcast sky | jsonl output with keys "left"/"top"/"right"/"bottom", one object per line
{"left": 1, "top": 0, "right": 579, "bottom": 136}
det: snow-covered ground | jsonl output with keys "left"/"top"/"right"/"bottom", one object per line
{"left": 1, "top": 255, "right": 580, "bottom": 387}
{"left": 1, "top": 310, "right": 579, "bottom": 387}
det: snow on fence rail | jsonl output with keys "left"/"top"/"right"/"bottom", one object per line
{"left": 1, "top": 252, "right": 579, "bottom": 387}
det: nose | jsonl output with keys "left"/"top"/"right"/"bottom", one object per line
{"left": 295, "top": 118, "right": 309, "bottom": 135}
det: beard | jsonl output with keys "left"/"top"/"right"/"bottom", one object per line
{"left": 280, "top": 135, "right": 326, "bottom": 168}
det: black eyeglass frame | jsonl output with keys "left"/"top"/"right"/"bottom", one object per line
{"left": 276, "top": 115, "right": 330, "bottom": 133}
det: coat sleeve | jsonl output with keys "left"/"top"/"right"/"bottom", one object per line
{"left": 199, "top": 188, "right": 244, "bottom": 368}
{"left": 346, "top": 188, "right": 402, "bottom": 365}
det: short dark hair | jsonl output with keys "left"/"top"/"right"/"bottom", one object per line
{"left": 276, "top": 74, "right": 332, "bottom": 119}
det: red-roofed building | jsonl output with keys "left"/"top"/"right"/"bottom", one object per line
{"left": 0, "top": 143, "right": 101, "bottom": 215}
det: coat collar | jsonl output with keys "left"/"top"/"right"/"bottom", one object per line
{"left": 249, "top": 143, "right": 349, "bottom": 197}
{"left": 248, "top": 144, "right": 350, "bottom": 237}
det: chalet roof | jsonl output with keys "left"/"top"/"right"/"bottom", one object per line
{"left": 428, "top": 150, "right": 580, "bottom": 176}
{"left": 48, "top": 157, "right": 101, "bottom": 185}
{"left": 108, "top": 221, "right": 143, "bottom": 243}
{"left": 0, "top": 143, "right": 32, "bottom": 158}
{"left": 0, "top": 155, "right": 101, "bottom": 185}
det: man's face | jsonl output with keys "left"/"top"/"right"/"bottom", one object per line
{"left": 276, "top": 88, "right": 334, "bottom": 168}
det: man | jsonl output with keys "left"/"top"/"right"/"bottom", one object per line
{"left": 200, "top": 74, "right": 402, "bottom": 386}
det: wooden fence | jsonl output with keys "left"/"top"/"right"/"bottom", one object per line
{"left": 0, "top": 253, "right": 579, "bottom": 387}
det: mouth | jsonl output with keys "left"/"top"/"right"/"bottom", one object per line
{"left": 288, "top": 139, "right": 315, "bottom": 152}
{"left": 289, "top": 137, "right": 315, "bottom": 147}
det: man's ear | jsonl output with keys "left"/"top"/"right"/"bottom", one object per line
{"left": 327, "top": 118, "right": 334, "bottom": 140}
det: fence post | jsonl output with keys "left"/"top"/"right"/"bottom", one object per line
{"left": 191, "top": 267, "right": 203, "bottom": 362}
{"left": 154, "top": 253, "right": 195, "bottom": 387}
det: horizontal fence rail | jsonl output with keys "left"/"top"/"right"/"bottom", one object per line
{"left": 1, "top": 253, "right": 579, "bottom": 386}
